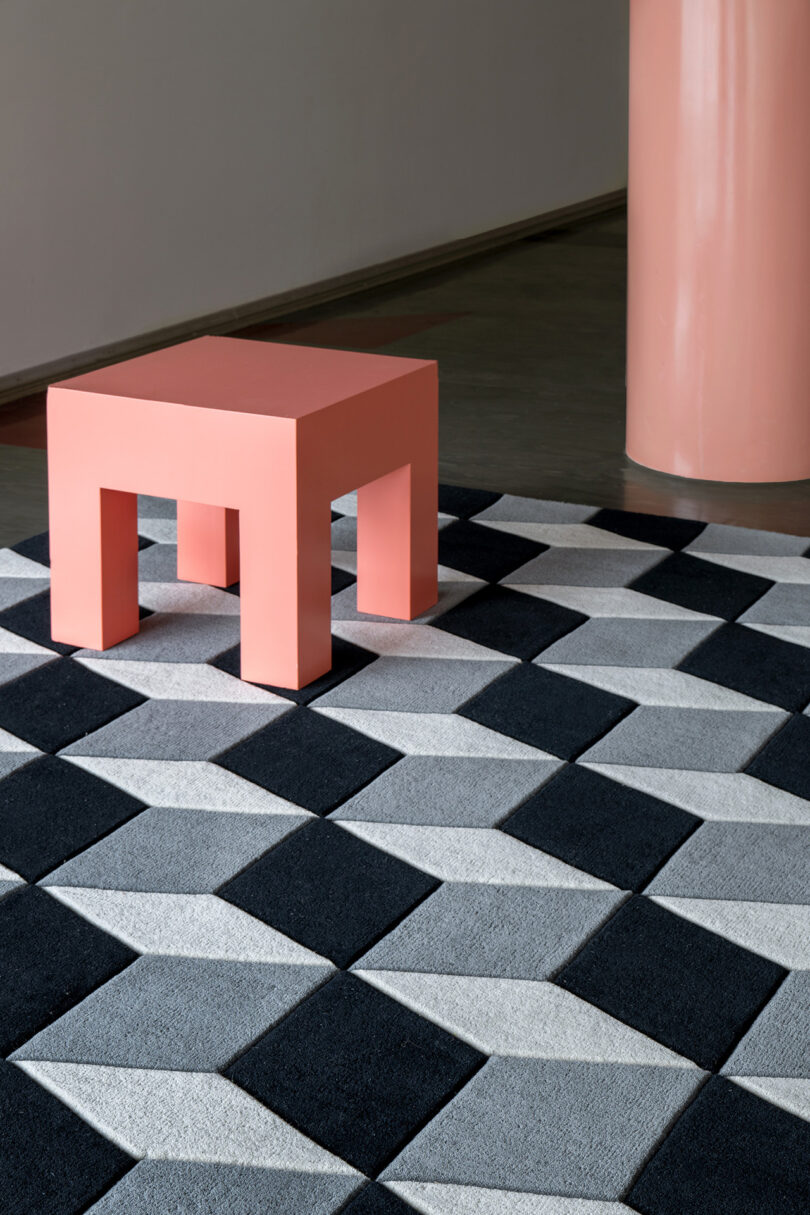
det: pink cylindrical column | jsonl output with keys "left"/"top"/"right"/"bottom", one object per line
{"left": 626, "top": 0, "right": 810, "bottom": 482}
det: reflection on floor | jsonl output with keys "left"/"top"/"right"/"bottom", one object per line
{"left": 3, "top": 208, "right": 810, "bottom": 546}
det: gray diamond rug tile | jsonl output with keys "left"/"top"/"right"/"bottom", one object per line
{"left": 1, "top": 487, "right": 810, "bottom": 1214}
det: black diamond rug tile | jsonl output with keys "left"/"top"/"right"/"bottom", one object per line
{"left": 218, "top": 818, "right": 438, "bottom": 967}
{"left": 223, "top": 567, "right": 358, "bottom": 599}
{"left": 0, "top": 754, "right": 146, "bottom": 882}
{"left": 0, "top": 1060, "right": 135, "bottom": 1215}
{"left": 554, "top": 895, "right": 786, "bottom": 1070}
{"left": 0, "top": 885, "right": 136, "bottom": 1055}
{"left": 210, "top": 636, "right": 376, "bottom": 705}
{"left": 434, "top": 585, "right": 586, "bottom": 660}
{"left": 626, "top": 1076, "right": 810, "bottom": 1215}
{"left": 588, "top": 508, "right": 707, "bottom": 552}
{"left": 0, "top": 593, "right": 151, "bottom": 653}
{"left": 500, "top": 763, "right": 700, "bottom": 891}
{"left": 10, "top": 530, "right": 153, "bottom": 569}
{"left": 438, "top": 518, "right": 546, "bottom": 582}
{"left": 438, "top": 484, "right": 502, "bottom": 519}
{"left": 225, "top": 971, "right": 485, "bottom": 1176}
{"left": 0, "top": 653, "right": 57, "bottom": 694}
{"left": 0, "top": 658, "right": 145, "bottom": 753}
{"left": 629, "top": 552, "right": 773, "bottom": 620}
{"left": 8, "top": 531, "right": 51, "bottom": 569}
{"left": 341, "top": 1182, "right": 418, "bottom": 1213}
{"left": 459, "top": 663, "right": 635, "bottom": 760}
{"left": 679, "top": 622, "right": 810, "bottom": 712}
{"left": 330, "top": 565, "right": 357, "bottom": 595}
{"left": 215, "top": 706, "right": 402, "bottom": 814}
{"left": 746, "top": 714, "right": 810, "bottom": 800}
{"left": 0, "top": 590, "right": 78, "bottom": 655}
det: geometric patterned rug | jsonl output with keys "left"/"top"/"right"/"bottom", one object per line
{"left": 1, "top": 485, "right": 809, "bottom": 1214}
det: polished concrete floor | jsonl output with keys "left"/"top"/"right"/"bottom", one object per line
{"left": 3, "top": 208, "right": 810, "bottom": 546}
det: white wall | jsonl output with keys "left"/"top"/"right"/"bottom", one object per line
{"left": 0, "top": 0, "right": 629, "bottom": 380}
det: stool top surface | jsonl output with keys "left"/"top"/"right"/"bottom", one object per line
{"left": 51, "top": 336, "right": 434, "bottom": 420}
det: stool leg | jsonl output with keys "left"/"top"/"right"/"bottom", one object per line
{"left": 356, "top": 461, "right": 438, "bottom": 620}
{"left": 238, "top": 491, "right": 332, "bottom": 688}
{"left": 49, "top": 483, "right": 140, "bottom": 650}
{"left": 177, "top": 502, "right": 240, "bottom": 587}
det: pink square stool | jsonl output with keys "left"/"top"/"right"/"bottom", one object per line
{"left": 47, "top": 336, "right": 438, "bottom": 688}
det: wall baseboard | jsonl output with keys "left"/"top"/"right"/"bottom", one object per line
{"left": 0, "top": 188, "right": 626, "bottom": 408}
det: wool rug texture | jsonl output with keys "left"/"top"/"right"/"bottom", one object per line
{"left": 1, "top": 484, "right": 810, "bottom": 1214}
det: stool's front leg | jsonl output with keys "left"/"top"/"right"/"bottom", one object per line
{"left": 177, "top": 502, "right": 240, "bottom": 588}
{"left": 49, "top": 483, "right": 140, "bottom": 651}
{"left": 356, "top": 460, "right": 438, "bottom": 620}
{"left": 238, "top": 491, "right": 332, "bottom": 688}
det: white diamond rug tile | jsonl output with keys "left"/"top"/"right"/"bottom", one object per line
{"left": 339, "top": 823, "right": 614, "bottom": 889}
{"left": 693, "top": 553, "right": 810, "bottom": 584}
{"left": 651, "top": 897, "right": 810, "bottom": 970}
{"left": 581, "top": 765, "right": 810, "bottom": 825}
{"left": 15, "top": 1062, "right": 357, "bottom": 1172}
{"left": 330, "top": 620, "right": 520, "bottom": 662}
{"left": 506, "top": 585, "right": 718, "bottom": 621}
{"left": 74, "top": 657, "right": 288, "bottom": 704}
{"left": 356, "top": 972, "right": 694, "bottom": 1066}
{"left": 314, "top": 708, "right": 555, "bottom": 759}
{"left": 480, "top": 521, "right": 664, "bottom": 551}
{"left": 62, "top": 755, "right": 307, "bottom": 814}
{"left": 538, "top": 664, "right": 778, "bottom": 711}
{"left": 44, "top": 888, "right": 333, "bottom": 965}
{"left": 731, "top": 1076, "right": 810, "bottom": 1124}
{"left": 136, "top": 582, "right": 242, "bottom": 615}
{"left": 0, "top": 549, "right": 50, "bottom": 578}
{"left": 0, "top": 626, "right": 56, "bottom": 655}
{"left": 386, "top": 1181, "right": 633, "bottom": 1214}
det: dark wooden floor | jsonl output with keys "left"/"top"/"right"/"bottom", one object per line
{"left": 3, "top": 208, "right": 810, "bottom": 546}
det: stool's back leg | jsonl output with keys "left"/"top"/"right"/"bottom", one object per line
{"left": 49, "top": 482, "right": 140, "bottom": 651}
{"left": 177, "top": 502, "right": 240, "bottom": 588}
{"left": 356, "top": 460, "right": 438, "bottom": 621}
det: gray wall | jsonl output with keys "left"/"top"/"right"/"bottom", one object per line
{"left": 0, "top": 0, "right": 629, "bottom": 380}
